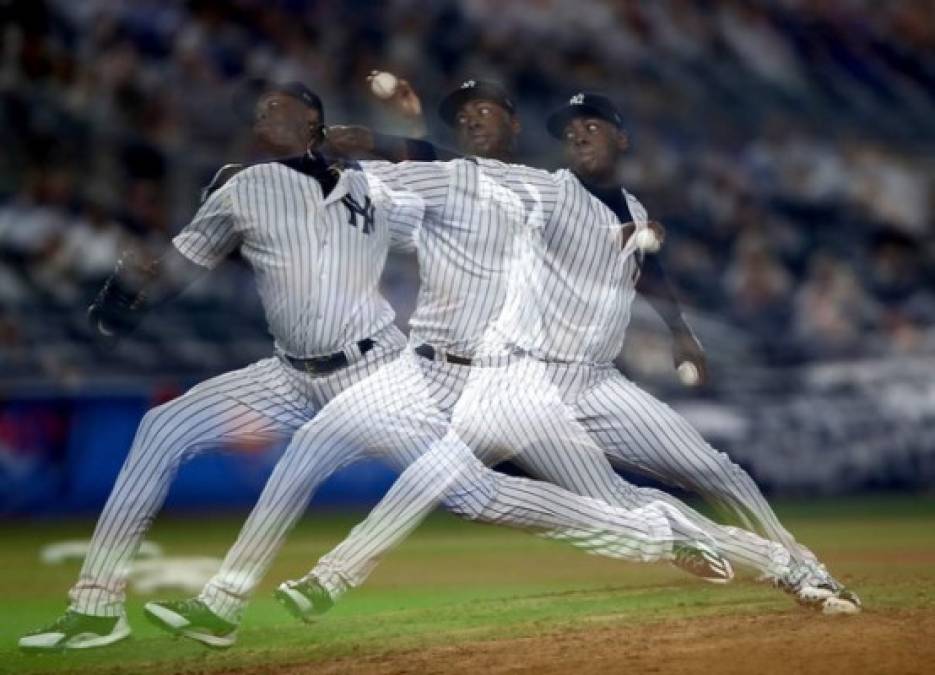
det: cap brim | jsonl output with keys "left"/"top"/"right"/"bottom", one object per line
{"left": 546, "top": 104, "right": 617, "bottom": 138}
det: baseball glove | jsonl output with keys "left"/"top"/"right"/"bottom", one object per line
{"left": 88, "top": 250, "right": 159, "bottom": 341}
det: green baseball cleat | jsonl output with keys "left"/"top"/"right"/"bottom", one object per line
{"left": 143, "top": 598, "right": 238, "bottom": 648}
{"left": 19, "top": 610, "right": 131, "bottom": 652}
{"left": 274, "top": 577, "right": 335, "bottom": 623}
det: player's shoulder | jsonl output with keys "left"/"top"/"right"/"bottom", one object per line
{"left": 200, "top": 163, "right": 248, "bottom": 203}
{"left": 552, "top": 167, "right": 576, "bottom": 183}
{"left": 210, "top": 161, "right": 286, "bottom": 190}
{"left": 474, "top": 158, "right": 555, "bottom": 184}
{"left": 544, "top": 168, "right": 587, "bottom": 201}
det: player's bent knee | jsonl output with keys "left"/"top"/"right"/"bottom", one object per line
{"left": 441, "top": 477, "right": 500, "bottom": 522}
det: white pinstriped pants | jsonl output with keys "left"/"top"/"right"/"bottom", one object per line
{"left": 303, "top": 357, "right": 801, "bottom": 600}
{"left": 67, "top": 328, "right": 406, "bottom": 618}
{"left": 197, "top": 351, "right": 687, "bottom": 622}
{"left": 461, "top": 360, "right": 805, "bottom": 575}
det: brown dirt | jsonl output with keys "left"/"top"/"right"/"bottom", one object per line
{"left": 230, "top": 609, "right": 933, "bottom": 675}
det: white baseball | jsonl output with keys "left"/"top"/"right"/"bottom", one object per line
{"left": 634, "top": 228, "right": 660, "bottom": 253}
{"left": 677, "top": 361, "right": 700, "bottom": 386}
{"left": 370, "top": 71, "right": 398, "bottom": 99}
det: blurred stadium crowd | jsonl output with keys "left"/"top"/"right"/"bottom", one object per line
{"left": 1, "top": 0, "right": 933, "bottom": 387}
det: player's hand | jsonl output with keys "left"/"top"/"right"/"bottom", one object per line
{"left": 672, "top": 330, "right": 707, "bottom": 386}
{"left": 323, "top": 125, "right": 375, "bottom": 157}
{"left": 619, "top": 220, "right": 665, "bottom": 251}
{"left": 647, "top": 220, "right": 666, "bottom": 248}
{"left": 367, "top": 71, "right": 423, "bottom": 119}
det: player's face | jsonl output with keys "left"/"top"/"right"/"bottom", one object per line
{"left": 453, "top": 99, "right": 520, "bottom": 160}
{"left": 253, "top": 93, "right": 322, "bottom": 154}
{"left": 562, "top": 117, "right": 627, "bottom": 183}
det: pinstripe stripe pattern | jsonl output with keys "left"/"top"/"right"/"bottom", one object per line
{"left": 198, "top": 353, "right": 680, "bottom": 622}
{"left": 277, "top": 169, "right": 811, "bottom": 598}
{"left": 184, "top": 160, "right": 810, "bottom": 622}
{"left": 66, "top": 159, "right": 416, "bottom": 617}
{"left": 68, "top": 343, "right": 402, "bottom": 617}
{"left": 463, "top": 359, "right": 796, "bottom": 577}
{"left": 363, "top": 158, "right": 559, "bottom": 358}
{"left": 499, "top": 170, "right": 642, "bottom": 363}
{"left": 173, "top": 161, "right": 417, "bottom": 358}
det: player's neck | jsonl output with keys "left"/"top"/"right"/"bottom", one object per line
{"left": 577, "top": 170, "right": 622, "bottom": 192}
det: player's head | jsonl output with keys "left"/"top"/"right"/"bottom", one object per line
{"left": 439, "top": 79, "right": 520, "bottom": 161}
{"left": 547, "top": 93, "right": 628, "bottom": 184}
{"left": 241, "top": 80, "right": 325, "bottom": 155}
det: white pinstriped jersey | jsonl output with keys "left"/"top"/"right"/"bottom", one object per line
{"left": 502, "top": 169, "right": 646, "bottom": 363}
{"left": 362, "top": 158, "right": 558, "bottom": 356}
{"left": 172, "top": 160, "right": 416, "bottom": 358}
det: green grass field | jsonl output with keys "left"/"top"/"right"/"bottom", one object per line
{"left": 2, "top": 496, "right": 934, "bottom": 674}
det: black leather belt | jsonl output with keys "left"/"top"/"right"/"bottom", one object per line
{"left": 284, "top": 338, "right": 375, "bottom": 375}
{"left": 414, "top": 343, "right": 473, "bottom": 366}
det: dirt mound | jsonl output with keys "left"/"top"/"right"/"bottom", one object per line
{"left": 237, "top": 609, "right": 931, "bottom": 675}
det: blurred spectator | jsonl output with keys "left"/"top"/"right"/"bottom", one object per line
{"left": 0, "top": 0, "right": 932, "bottom": 386}
{"left": 794, "top": 255, "right": 878, "bottom": 359}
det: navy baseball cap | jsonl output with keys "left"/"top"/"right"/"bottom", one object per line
{"left": 438, "top": 79, "right": 516, "bottom": 126}
{"left": 235, "top": 79, "right": 324, "bottom": 123}
{"left": 546, "top": 92, "right": 624, "bottom": 138}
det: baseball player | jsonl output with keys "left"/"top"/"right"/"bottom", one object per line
{"left": 269, "top": 84, "right": 859, "bottom": 616}
{"left": 22, "top": 82, "right": 729, "bottom": 652}
{"left": 135, "top": 81, "right": 852, "bottom": 645}
{"left": 18, "top": 81, "right": 408, "bottom": 651}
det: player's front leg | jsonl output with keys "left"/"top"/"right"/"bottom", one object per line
{"left": 19, "top": 361, "right": 298, "bottom": 652}
{"left": 140, "top": 418, "right": 371, "bottom": 648}
{"left": 577, "top": 375, "right": 861, "bottom": 613}
{"left": 144, "top": 356, "right": 441, "bottom": 644}
{"left": 278, "top": 430, "right": 735, "bottom": 624}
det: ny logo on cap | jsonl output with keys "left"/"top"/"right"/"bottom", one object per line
{"left": 570, "top": 93, "right": 585, "bottom": 105}
{"left": 461, "top": 79, "right": 477, "bottom": 89}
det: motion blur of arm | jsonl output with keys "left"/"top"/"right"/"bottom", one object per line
{"left": 635, "top": 224, "right": 708, "bottom": 384}
{"left": 323, "top": 72, "right": 461, "bottom": 162}
{"left": 366, "top": 71, "right": 427, "bottom": 138}
{"left": 325, "top": 127, "right": 461, "bottom": 162}
{"left": 88, "top": 164, "right": 242, "bottom": 342}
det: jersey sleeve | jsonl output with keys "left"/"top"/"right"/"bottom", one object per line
{"left": 172, "top": 179, "right": 242, "bottom": 269}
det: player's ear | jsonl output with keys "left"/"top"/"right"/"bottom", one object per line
{"left": 510, "top": 115, "right": 521, "bottom": 136}
{"left": 616, "top": 130, "right": 629, "bottom": 153}
{"left": 306, "top": 111, "right": 324, "bottom": 144}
